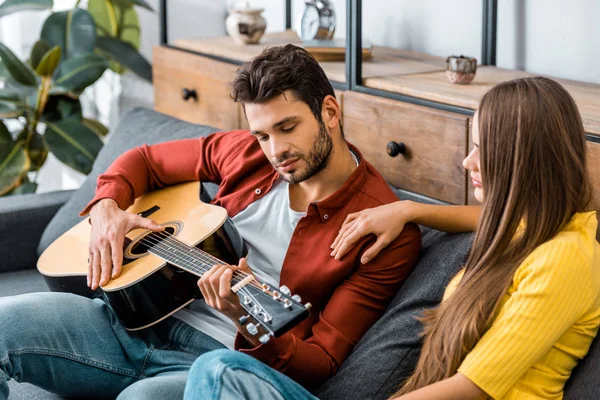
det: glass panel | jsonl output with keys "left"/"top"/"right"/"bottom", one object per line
{"left": 164, "top": 0, "right": 348, "bottom": 84}
{"left": 359, "top": 0, "right": 482, "bottom": 93}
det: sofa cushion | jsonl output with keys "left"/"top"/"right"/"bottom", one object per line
{"left": 564, "top": 332, "right": 600, "bottom": 399}
{"left": 37, "top": 108, "right": 220, "bottom": 255}
{"left": 314, "top": 227, "right": 472, "bottom": 400}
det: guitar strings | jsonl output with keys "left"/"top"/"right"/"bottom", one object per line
{"left": 141, "top": 229, "right": 264, "bottom": 291}
{"left": 133, "top": 230, "right": 269, "bottom": 294}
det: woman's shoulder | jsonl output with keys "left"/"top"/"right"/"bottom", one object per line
{"left": 515, "top": 211, "right": 600, "bottom": 297}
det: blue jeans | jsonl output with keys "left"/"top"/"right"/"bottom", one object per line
{"left": 184, "top": 349, "right": 318, "bottom": 400}
{"left": 0, "top": 292, "right": 225, "bottom": 400}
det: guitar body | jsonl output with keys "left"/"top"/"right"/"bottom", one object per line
{"left": 38, "top": 182, "right": 245, "bottom": 331}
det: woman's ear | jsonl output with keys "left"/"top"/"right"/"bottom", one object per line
{"left": 321, "top": 95, "right": 341, "bottom": 130}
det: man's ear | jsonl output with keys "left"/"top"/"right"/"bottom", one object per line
{"left": 321, "top": 95, "right": 341, "bottom": 130}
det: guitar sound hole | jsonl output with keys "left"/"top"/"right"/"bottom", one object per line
{"left": 130, "top": 227, "right": 176, "bottom": 256}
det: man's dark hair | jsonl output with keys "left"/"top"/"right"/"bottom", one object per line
{"left": 231, "top": 44, "right": 336, "bottom": 123}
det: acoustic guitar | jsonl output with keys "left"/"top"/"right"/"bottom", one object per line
{"left": 37, "top": 182, "right": 310, "bottom": 344}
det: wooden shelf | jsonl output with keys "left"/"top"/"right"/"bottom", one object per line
{"left": 174, "top": 31, "right": 600, "bottom": 136}
{"left": 366, "top": 67, "right": 600, "bottom": 136}
{"left": 174, "top": 31, "right": 445, "bottom": 84}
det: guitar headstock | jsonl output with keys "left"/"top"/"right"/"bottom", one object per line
{"left": 236, "top": 283, "right": 311, "bottom": 344}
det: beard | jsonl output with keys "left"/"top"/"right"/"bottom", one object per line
{"left": 274, "top": 121, "right": 333, "bottom": 184}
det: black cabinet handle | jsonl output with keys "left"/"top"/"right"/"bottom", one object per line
{"left": 182, "top": 88, "right": 198, "bottom": 101}
{"left": 386, "top": 141, "right": 406, "bottom": 157}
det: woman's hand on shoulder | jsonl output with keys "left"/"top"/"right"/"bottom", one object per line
{"left": 331, "top": 201, "right": 413, "bottom": 264}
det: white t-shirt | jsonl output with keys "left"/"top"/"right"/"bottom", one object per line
{"left": 173, "top": 178, "right": 305, "bottom": 348}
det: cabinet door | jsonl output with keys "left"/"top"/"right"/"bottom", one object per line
{"left": 467, "top": 117, "right": 479, "bottom": 205}
{"left": 343, "top": 91, "right": 469, "bottom": 204}
{"left": 588, "top": 141, "right": 600, "bottom": 211}
{"left": 153, "top": 47, "right": 241, "bottom": 130}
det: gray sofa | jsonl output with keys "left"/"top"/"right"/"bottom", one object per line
{"left": 1, "top": 108, "right": 598, "bottom": 399}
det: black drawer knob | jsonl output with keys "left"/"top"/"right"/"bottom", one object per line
{"left": 386, "top": 141, "right": 406, "bottom": 157}
{"left": 182, "top": 88, "right": 198, "bottom": 101}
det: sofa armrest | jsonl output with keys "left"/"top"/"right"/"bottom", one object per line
{"left": 0, "top": 190, "right": 75, "bottom": 273}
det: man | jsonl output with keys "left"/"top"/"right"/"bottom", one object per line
{"left": 0, "top": 44, "right": 420, "bottom": 400}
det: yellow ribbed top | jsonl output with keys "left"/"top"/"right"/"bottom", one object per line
{"left": 443, "top": 211, "right": 600, "bottom": 400}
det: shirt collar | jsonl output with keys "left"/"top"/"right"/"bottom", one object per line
{"left": 311, "top": 142, "right": 368, "bottom": 222}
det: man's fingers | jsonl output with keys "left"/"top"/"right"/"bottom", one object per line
{"left": 361, "top": 236, "right": 391, "bottom": 264}
{"left": 91, "top": 249, "right": 101, "bottom": 290}
{"left": 218, "top": 267, "right": 234, "bottom": 299}
{"left": 237, "top": 258, "right": 251, "bottom": 273}
{"left": 111, "top": 234, "right": 124, "bottom": 279}
{"left": 200, "top": 264, "right": 220, "bottom": 305}
{"left": 131, "top": 216, "right": 163, "bottom": 232}
{"left": 99, "top": 245, "right": 112, "bottom": 287}
{"left": 197, "top": 278, "right": 209, "bottom": 306}
{"left": 87, "top": 252, "right": 94, "bottom": 287}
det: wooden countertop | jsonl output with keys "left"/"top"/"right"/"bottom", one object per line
{"left": 174, "top": 31, "right": 600, "bottom": 136}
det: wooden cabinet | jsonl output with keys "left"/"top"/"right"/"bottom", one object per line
{"left": 152, "top": 39, "right": 600, "bottom": 207}
{"left": 343, "top": 91, "right": 469, "bottom": 204}
{"left": 153, "top": 47, "right": 242, "bottom": 130}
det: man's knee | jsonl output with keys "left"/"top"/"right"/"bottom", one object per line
{"left": 0, "top": 293, "right": 99, "bottom": 348}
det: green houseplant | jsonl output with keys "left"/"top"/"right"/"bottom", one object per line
{"left": 0, "top": 0, "right": 153, "bottom": 196}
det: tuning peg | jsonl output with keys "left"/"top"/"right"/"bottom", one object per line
{"left": 238, "top": 315, "right": 250, "bottom": 325}
{"left": 246, "top": 323, "right": 258, "bottom": 336}
{"left": 259, "top": 334, "right": 271, "bottom": 344}
{"left": 279, "top": 285, "right": 291, "bottom": 296}
{"left": 292, "top": 294, "right": 302, "bottom": 303}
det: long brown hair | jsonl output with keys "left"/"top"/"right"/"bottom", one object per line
{"left": 395, "top": 77, "right": 592, "bottom": 395}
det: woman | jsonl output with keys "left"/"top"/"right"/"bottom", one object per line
{"left": 184, "top": 77, "right": 600, "bottom": 399}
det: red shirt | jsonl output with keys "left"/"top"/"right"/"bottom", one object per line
{"left": 82, "top": 129, "right": 421, "bottom": 387}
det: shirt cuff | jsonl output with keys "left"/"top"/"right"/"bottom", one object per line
{"left": 79, "top": 185, "right": 131, "bottom": 216}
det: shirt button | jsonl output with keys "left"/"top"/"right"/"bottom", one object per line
{"left": 324, "top": 214, "right": 329, "bottom": 220}
{"left": 255, "top": 188, "right": 261, "bottom": 195}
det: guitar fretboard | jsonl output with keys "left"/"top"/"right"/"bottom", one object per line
{"left": 144, "top": 231, "right": 248, "bottom": 285}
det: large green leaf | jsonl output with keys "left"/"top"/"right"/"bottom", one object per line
{"left": 125, "top": 0, "right": 153, "bottom": 11}
{"left": 45, "top": 119, "right": 103, "bottom": 174}
{"left": 96, "top": 36, "right": 151, "bottom": 82}
{"left": 82, "top": 117, "right": 108, "bottom": 137}
{"left": 30, "top": 40, "right": 52, "bottom": 70}
{"left": 0, "top": 61, "right": 8, "bottom": 81}
{"left": 88, "top": 0, "right": 140, "bottom": 48}
{"left": 42, "top": 95, "right": 82, "bottom": 122}
{"left": 0, "top": 120, "right": 12, "bottom": 154}
{"left": 41, "top": 9, "right": 97, "bottom": 60}
{"left": 27, "top": 130, "right": 48, "bottom": 171}
{"left": 0, "top": 0, "right": 53, "bottom": 18}
{"left": 0, "top": 140, "right": 29, "bottom": 195}
{"left": 0, "top": 42, "right": 37, "bottom": 86}
{"left": 0, "top": 100, "right": 25, "bottom": 117}
{"left": 0, "top": 86, "right": 23, "bottom": 102}
{"left": 35, "top": 45, "right": 61, "bottom": 77}
{"left": 88, "top": 0, "right": 141, "bottom": 74}
{"left": 53, "top": 53, "right": 108, "bottom": 93}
